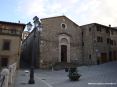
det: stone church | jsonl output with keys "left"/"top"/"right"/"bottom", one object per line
{"left": 21, "top": 15, "right": 117, "bottom": 69}
{"left": 21, "top": 16, "right": 83, "bottom": 69}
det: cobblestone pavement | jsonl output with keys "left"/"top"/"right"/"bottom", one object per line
{"left": 15, "top": 61, "right": 117, "bottom": 87}
{"left": 35, "top": 61, "right": 117, "bottom": 87}
{"left": 14, "top": 70, "right": 52, "bottom": 87}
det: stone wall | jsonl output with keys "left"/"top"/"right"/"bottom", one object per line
{"left": 81, "top": 23, "right": 117, "bottom": 65}
{"left": 40, "top": 16, "right": 82, "bottom": 68}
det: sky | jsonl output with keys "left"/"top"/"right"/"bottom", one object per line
{"left": 0, "top": 0, "right": 117, "bottom": 27}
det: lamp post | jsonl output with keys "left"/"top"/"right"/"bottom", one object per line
{"left": 108, "top": 24, "right": 112, "bottom": 61}
{"left": 27, "top": 16, "right": 41, "bottom": 84}
{"left": 26, "top": 22, "right": 32, "bottom": 68}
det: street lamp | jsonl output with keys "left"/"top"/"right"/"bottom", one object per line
{"left": 27, "top": 16, "right": 41, "bottom": 84}
{"left": 26, "top": 22, "right": 32, "bottom": 68}
{"left": 27, "top": 22, "right": 32, "bottom": 31}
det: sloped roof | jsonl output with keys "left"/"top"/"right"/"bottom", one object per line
{"left": 0, "top": 21, "right": 26, "bottom": 29}
{"left": 41, "top": 15, "right": 80, "bottom": 27}
{"left": 80, "top": 23, "right": 117, "bottom": 31}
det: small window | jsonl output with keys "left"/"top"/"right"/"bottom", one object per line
{"left": 107, "top": 38, "right": 110, "bottom": 44}
{"left": 3, "top": 40, "right": 11, "bottom": 50}
{"left": 110, "top": 40, "right": 113, "bottom": 45}
{"left": 16, "top": 31, "right": 20, "bottom": 35}
{"left": 89, "top": 28, "right": 91, "bottom": 32}
{"left": 82, "top": 42, "right": 84, "bottom": 46}
{"left": 97, "top": 25, "right": 101, "bottom": 32}
{"left": 97, "top": 36, "right": 103, "bottom": 42}
{"left": 61, "top": 23, "right": 67, "bottom": 29}
{"left": 11, "top": 29, "right": 16, "bottom": 34}
{"left": 82, "top": 32, "right": 83, "bottom": 36}
{"left": 1, "top": 57, "right": 8, "bottom": 67}
{"left": 114, "top": 40, "right": 116, "bottom": 46}
{"left": 89, "top": 54, "right": 91, "bottom": 59}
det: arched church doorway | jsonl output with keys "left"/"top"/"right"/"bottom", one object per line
{"left": 61, "top": 45, "right": 67, "bottom": 62}
{"left": 59, "top": 34, "right": 70, "bottom": 63}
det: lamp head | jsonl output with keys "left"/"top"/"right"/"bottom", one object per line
{"left": 26, "top": 22, "right": 32, "bottom": 31}
{"left": 33, "top": 16, "right": 41, "bottom": 28}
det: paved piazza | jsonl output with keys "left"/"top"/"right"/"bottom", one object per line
{"left": 15, "top": 61, "right": 117, "bottom": 87}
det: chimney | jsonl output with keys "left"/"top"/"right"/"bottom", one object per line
{"left": 18, "top": 21, "right": 20, "bottom": 23}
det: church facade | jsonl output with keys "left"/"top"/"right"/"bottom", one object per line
{"left": 21, "top": 16, "right": 82, "bottom": 68}
{"left": 40, "top": 16, "right": 82, "bottom": 68}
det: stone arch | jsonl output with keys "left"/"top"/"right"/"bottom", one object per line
{"left": 58, "top": 34, "right": 70, "bottom": 62}
{"left": 60, "top": 38, "right": 68, "bottom": 44}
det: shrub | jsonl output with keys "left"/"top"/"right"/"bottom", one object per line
{"left": 68, "top": 68, "right": 81, "bottom": 81}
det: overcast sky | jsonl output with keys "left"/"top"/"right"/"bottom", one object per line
{"left": 0, "top": 0, "right": 117, "bottom": 27}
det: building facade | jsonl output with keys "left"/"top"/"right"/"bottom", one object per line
{"left": 0, "top": 21, "right": 25, "bottom": 68}
{"left": 21, "top": 16, "right": 117, "bottom": 69}
{"left": 81, "top": 23, "right": 117, "bottom": 65}
{"left": 21, "top": 16, "right": 82, "bottom": 69}
{"left": 40, "top": 16, "right": 82, "bottom": 68}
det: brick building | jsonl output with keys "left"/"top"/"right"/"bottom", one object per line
{"left": 0, "top": 21, "right": 25, "bottom": 68}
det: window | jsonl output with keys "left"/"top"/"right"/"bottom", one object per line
{"left": 89, "top": 28, "right": 91, "bottom": 32}
{"left": 16, "top": 31, "right": 20, "bottom": 35}
{"left": 1, "top": 57, "right": 8, "bottom": 67}
{"left": 82, "top": 42, "right": 84, "bottom": 46}
{"left": 97, "top": 36, "right": 103, "bottom": 42}
{"left": 97, "top": 25, "right": 101, "bottom": 32}
{"left": 107, "top": 38, "right": 110, "bottom": 44}
{"left": 107, "top": 38, "right": 115, "bottom": 45}
{"left": 114, "top": 40, "right": 116, "bottom": 46}
{"left": 11, "top": 29, "right": 16, "bottom": 34}
{"left": 82, "top": 32, "right": 83, "bottom": 36}
{"left": 110, "top": 40, "right": 113, "bottom": 45}
{"left": 89, "top": 54, "right": 91, "bottom": 59}
{"left": 61, "top": 23, "right": 67, "bottom": 29}
{"left": 3, "top": 40, "right": 11, "bottom": 50}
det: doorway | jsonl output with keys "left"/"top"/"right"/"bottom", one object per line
{"left": 61, "top": 45, "right": 67, "bottom": 62}
{"left": 101, "top": 53, "right": 107, "bottom": 63}
{"left": 109, "top": 51, "right": 112, "bottom": 61}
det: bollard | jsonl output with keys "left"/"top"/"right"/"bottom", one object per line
{"left": 9, "top": 65, "right": 13, "bottom": 85}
